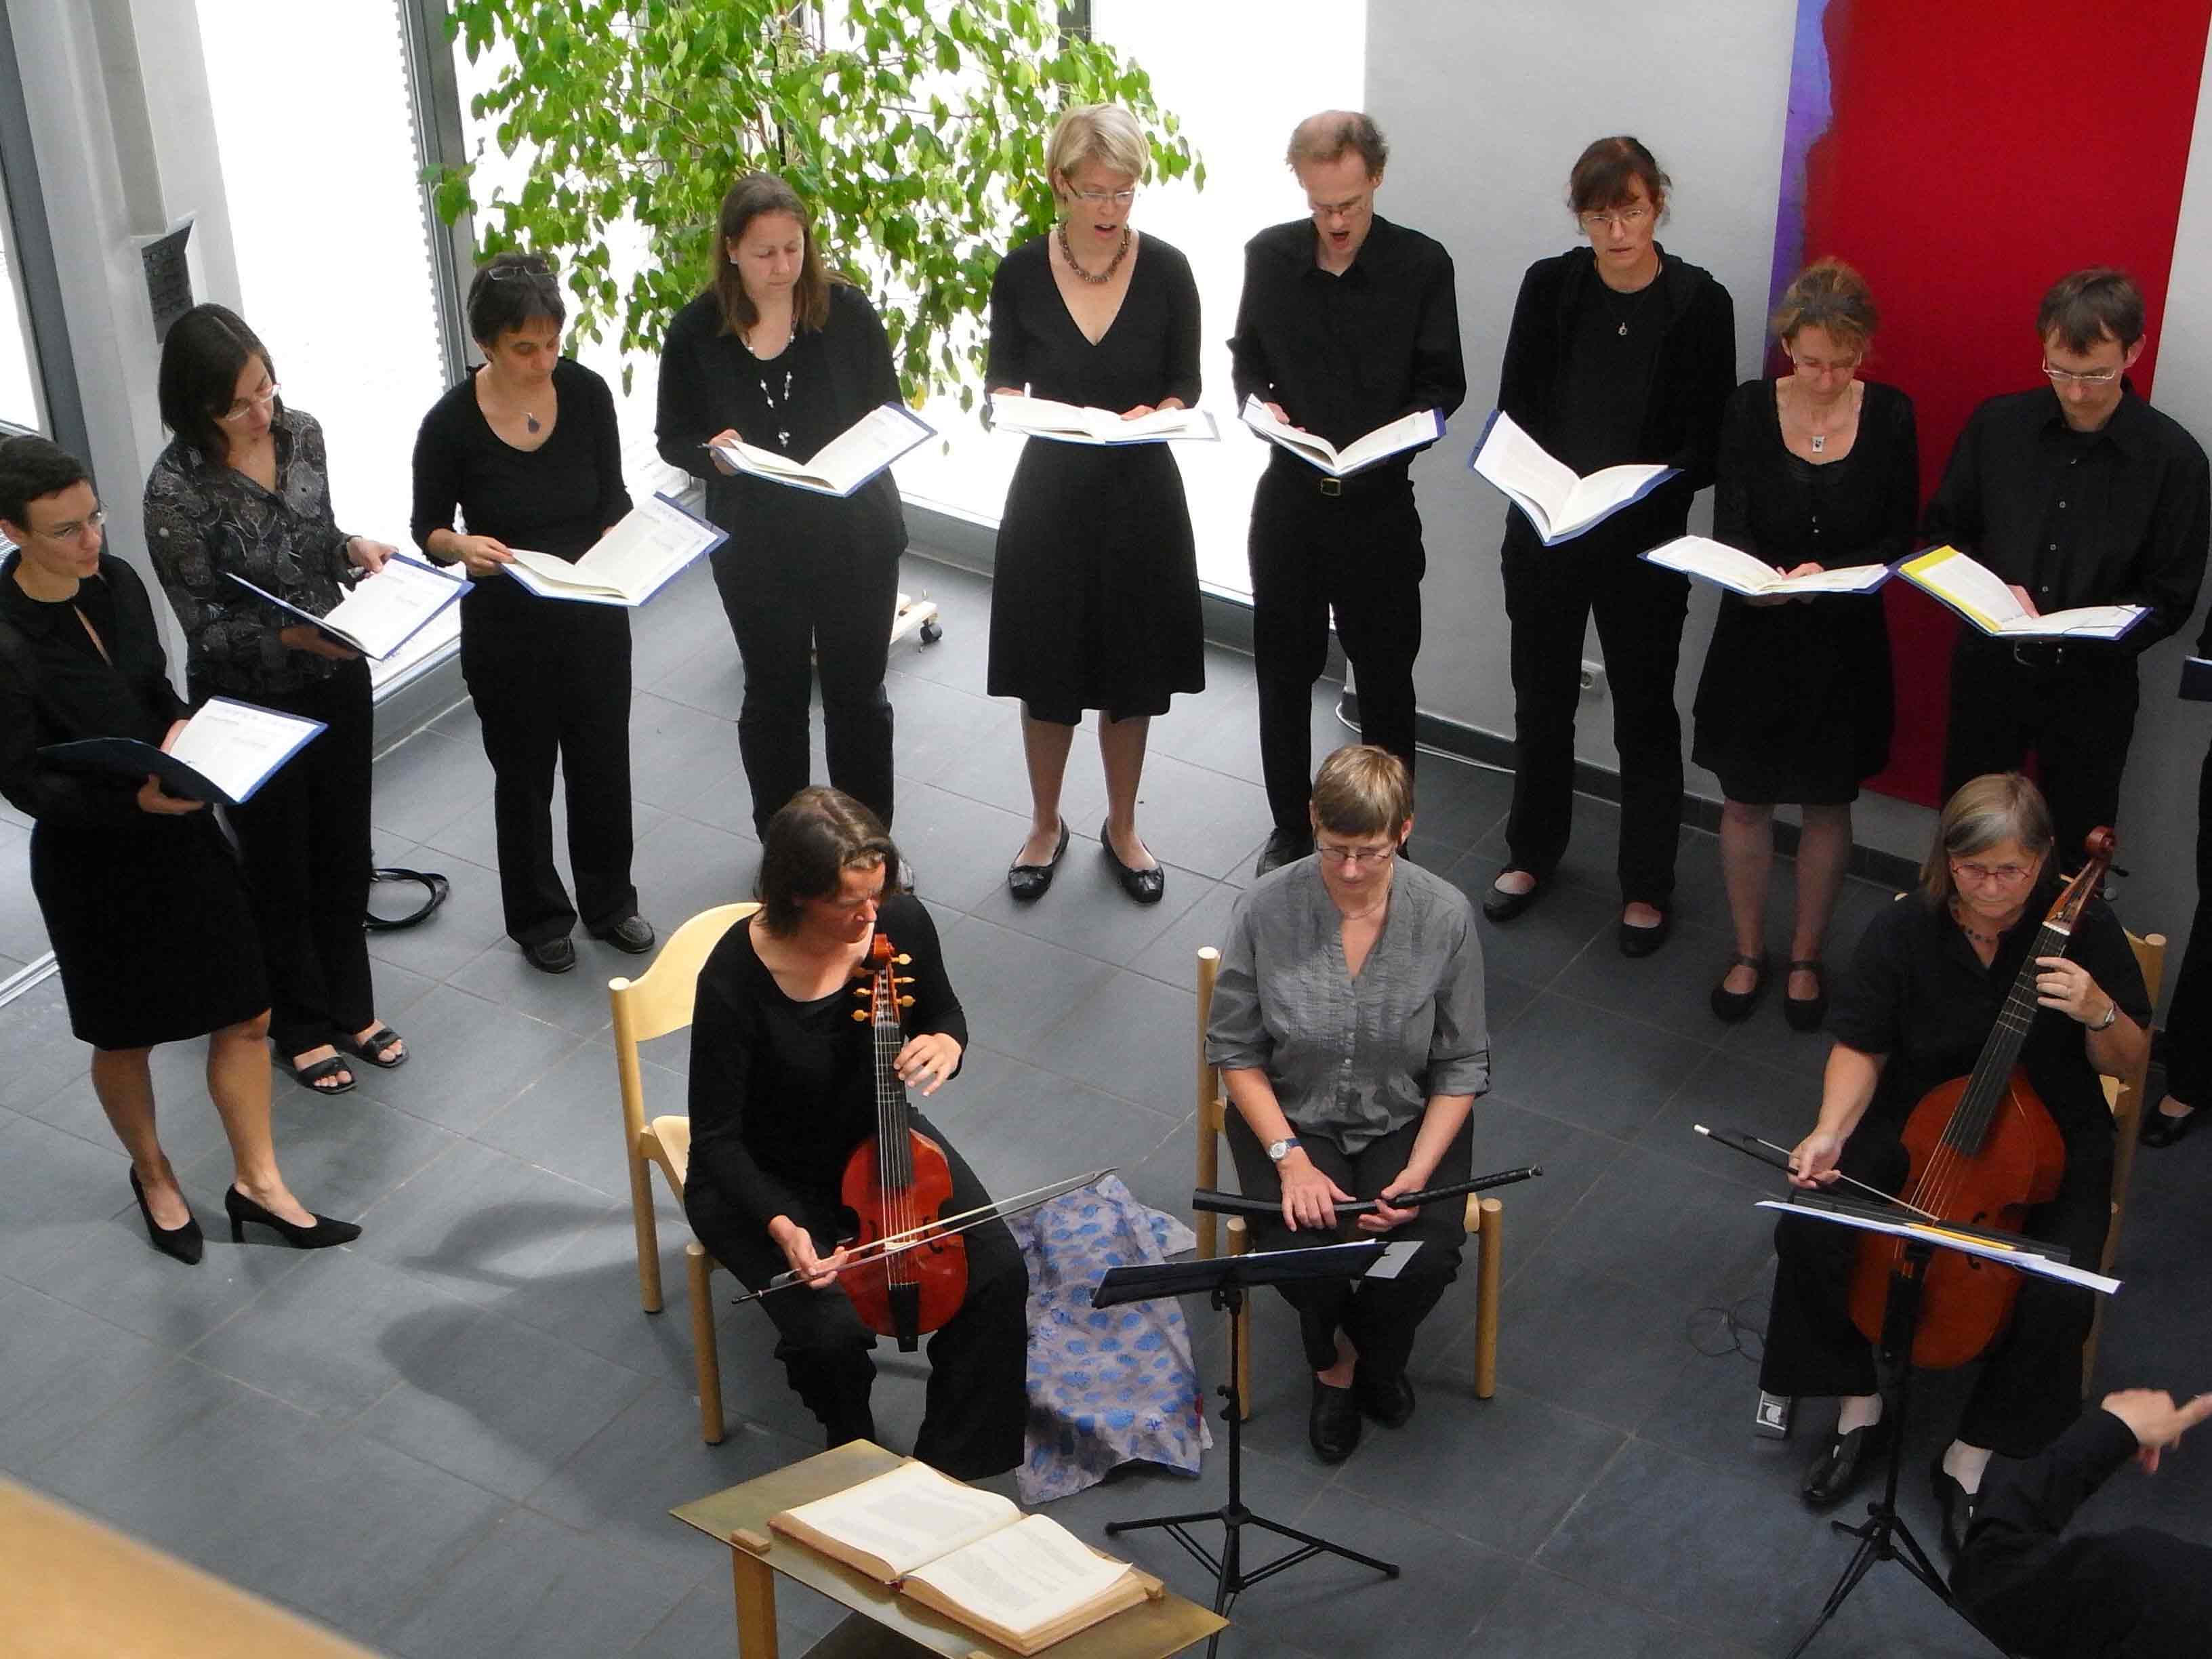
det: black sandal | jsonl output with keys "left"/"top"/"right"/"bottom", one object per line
{"left": 1784, "top": 960, "right": 1828, "bottom": 1032}
{"left": 337, "top": 1024, "right": 407, "bottom": 1069}
{"left": 1710, "top": 953, "right": 1769, "bottom": 1024}
{"left": 285, "top": 1053, "right": 356, "bottom": 1095}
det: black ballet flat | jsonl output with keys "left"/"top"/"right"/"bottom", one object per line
{"left": 2140, "top": 1101, "right": 2199, "bottom": 1149}
{"left": 1309, "top": 1376, "right": 1363, "bottom": 1464}
{"left": 1353, "top": 1363, "right": 1416, "bottom": 1429}
{"left": 1099, "top": 821, "right": 1164, "bottom": 905}
{"left": 1931, "top": 1457, "right": 1976, "bottom": 1555}
{"left": 130, "top": 1170, "right": 203, "bottom": 1266}
{"left": 1482, "top": 874, "right": 1544, "bottom": 923}
{"left": 1618, "top": 907, "right": 1673, "bottom": 958}
{"left": 225, "top": 1187, "right": 363, "bottom": 1251}
{"left": 1801, "top": 1414, "right": 1892, "bottom": 1509}
{"left": 1783, "top": 959, "right": 1829, "bottom": 1033}
{"left": 1710, "top": 953, "right": 1769, "bottom": 1024}
{"left": 1007, "top": 819, "right": 1070, "bottom": 903}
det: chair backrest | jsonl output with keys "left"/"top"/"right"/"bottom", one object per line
{"left": 1195, "top": 946, "right": 1225, "bottom": 1259}
{"left": 609, "top": 902, "right": 760, "bottom": 1154}
{"left": 2099, "top": 928, "right": 2166, "bottom": 1275}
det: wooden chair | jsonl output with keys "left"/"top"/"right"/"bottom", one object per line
{"left": 611, "top": 901, "right": 759, "bottom": 1443}
{"left": 1193, "top": 945, "right": 1505, "bottom": 1420}
{"left": 2083, "top": 927, "right": 2166, "bottom": 1391}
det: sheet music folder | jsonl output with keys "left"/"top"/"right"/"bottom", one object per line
{"left": 1094, "top": 1239, "right": 1388, "bottom": 1309}
{"left": 1755, "top": 1195, "right": 2116, "bottom": 1293}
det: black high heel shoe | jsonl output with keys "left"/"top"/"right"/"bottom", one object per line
{"left": 130, "top": 1170, "right": 203, "bottom": 1265}
{"left": 225, "top": 1187, "right": 362, "bottom": 1250}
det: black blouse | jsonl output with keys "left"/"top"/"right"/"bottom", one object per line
{"left": 1712, "top": 379, "right": 1920, "bottom": 571}
{"left": 0, "top": 554, "right": 189, "bottom": 827}
{"left": 986, "top": 234, "right": 1202, "bottom": 415}
{"left": 685, "top": 893, "right": 968, "bottom": 1229}
{"left": 1829, "top": 883, "right": 2151, "bottom": 1141}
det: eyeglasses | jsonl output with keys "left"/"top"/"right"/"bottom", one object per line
{"left": 1951, "top": 859, "right": 2036, "bottom": 886}
{"left": 1067, "top": 187, "right": 1137, "bottom": 207}
{"left": 1580, "top": 205, "right": 1652, "bottom": 232}
{"left": 1790, "top": 352, "right": 1862, "bottom": 375}
{"left": 487, "top": 258, "right": 556, "bottom": 283}
{"left": 216, "top": 384, "right": 281, "bottom": 424}
{"left": 27, "top": 506, "right": 106, "bottom": 542}
{"left": 2041, "top": 361, "right": 2121, "bottom": 386}
{"left": 1316, "top": 840, "right": 1399, "bottom": 866}
{"left": 1309, "top": 194, "right": 1371, "bottom": 220}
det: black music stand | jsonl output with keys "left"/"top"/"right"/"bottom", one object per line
{"left": 1094, "top": 1242, "right": 1409, "bottom": 1657}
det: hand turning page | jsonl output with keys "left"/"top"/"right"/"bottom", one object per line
{"left": 1641, "top": 535, "right": 1891, "bottom": 597}
{"left": 1899, "top": 547, "right": 2146, "bottom": 641}
{"left": 991, "top": 393, "right": 1218, "bottom": 445}
{"left": 706, "top": 403, "right": 937, "bottom": 497}
{"left": 1468, "top": 409, "right": 1678, "bottom": 545}
{"left": 504, "top": 493, "right": 729, "bottom": 607}
{"left": 1239, "top": 396, "right": 1442, "bottom": 477}
{"left": 228, "top": 554, "right": 471, "bottom": 660}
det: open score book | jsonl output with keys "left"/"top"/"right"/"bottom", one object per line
{"left": 504, "top": 493, "right": 729, "bottom": 608}
{"left": 706, "top": 403, "right": 936, "bottom": 497}
{"left": 992, "top": 393, "right": 1218, "bottom": 445}
{"left": 1640, "top": 535, "right": 1892, "bottom": 597}
{"left": 1239, "top": 395, "right": 1441, "bottom": 477}
{"left": 769, "top": 1458, "right": 1152, "bottom": 1654}
{"left": 1469, "top": 409, "right": 1678, "bottom": 544}
{"left": 1898, "top": 546, "right": 2148, "bottom": 641}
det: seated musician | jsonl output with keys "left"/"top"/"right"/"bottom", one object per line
{"left": 1760, "top": 773, "right": 2150, "bottom": 1553}
{"left": 682, "top": 787, "right": 1027, "bottom": 1478}
{"left": 1207, "top": 745, "right": 1490, "bottom": 1465}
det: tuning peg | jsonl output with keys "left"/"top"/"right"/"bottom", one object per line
{"left": 853, "top": 985, "right": 870, "bottom": 997}
{"left": 852, "top": 1010, "right": 869, "bottom": 1022}
{"left": 893, "top": 975, "right": 916, "bottom": 987}
{"left": 893, "top": 954, "right": 912, "bottom": 966}
{"left": 897, "top": 996, "right": 916, "bottom": 1008}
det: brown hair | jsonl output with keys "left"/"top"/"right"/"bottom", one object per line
{"left": 1771, "top": 258, "right": 1878, "bottom": 356}
{"left": 2037, "top": 267, "right": 2144, "bottom": 353}
{"left": 1286, "top": 110, "right": 1389, "bottom": 178}
{"left": 712, "top": 173, "right": 836, "bottom": 339}
{"left": 156, "top": 304, "right": 276, "bottom": 464}
{"left": 1918, "top": 773, "right": 2053, "bottom": 907}
{"left": 1568, "top": 135, "right": 1669, "bottom": 218}
{"left": 756, "top": 787, "right": 901, "bottom": 935}
{"left": 1310, "top": 745, "right": 1414, "bottom": 841}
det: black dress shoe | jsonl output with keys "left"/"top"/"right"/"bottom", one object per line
{"left": 130, "top": 1170, "right": 203, "bottom": 1265}
{"left": 1801, "top": 1414, "right": 1893, "bottom": 1509}
{"left": 1931, "top": 1457, "right": 1976, "bottom": 1555}
{"left": 1710, "top": 953, "right": 1769, "bottom": 1024}
{"left": 1007, "top": 820, "right": 1070, "bottom": 903}
{"left": 2140, "top": 1102, "right": 2199, "bottom": 1148}
{"left": 522, "top": 935, "right": 577, "bottom": 974}
{"left": 1482, "top": 874, "right": 1544, "bottom": 923}
{"left": 1254, "top": 827, "right": 1313, "bottom": 878}
{"left": 224, "top": 1187, "right": 363, "bottom": 1250}
{"left": 1309, "top": 1376, "right": 1363, "bottom": 1464}
{"left": 1099, "top": 821, "right": 1164, "bottom": 905}
{"left": 1353, "top": 1364, "right": 1416, "bottom": 1429}
{"left": 590, "top": 914, "right": 657, "bottom": 955}
{"left": 1783, "top": 959, "right": 1829, "bottom": 1032}
{"left": 1618, "top": 907, "right": 1673, "bottom": 958}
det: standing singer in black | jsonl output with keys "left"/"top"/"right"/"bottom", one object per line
{"left": 1231, "top": 110, "right": 1465, "bottom": 876}
{"left": 683, "top": 789, "right": 1027, "bottom": 1478}
{"left": 657, "top": 173, "right": 906, "bottom": 840}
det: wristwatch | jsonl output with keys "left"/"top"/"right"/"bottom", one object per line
{"left": 1266, "top": 1136, "right": 1303, "bottom": 1162}
{"left": 2091, "top": 1000, "right": 2120, "bottom": 1031}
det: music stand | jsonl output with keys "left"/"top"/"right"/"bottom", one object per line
{"left": 1094, "top": 1240, "right": 1412, "bottom": 1658}
{"left": 1755, "top": 1194, "right": 2112, "bottom": 1658}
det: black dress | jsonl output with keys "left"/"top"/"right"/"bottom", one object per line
{"left": 0, "top": 554, "right": 266, "bottom": 1049}
{"left": 985, "top": 234, "right": 1204, "bottom": 721}
{"left": 1692, "top": 379, "right": 1917, "bottom": 804}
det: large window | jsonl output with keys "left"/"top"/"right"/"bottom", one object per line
{"left": 0, "top": 161, "right": 43, "bottom": 433}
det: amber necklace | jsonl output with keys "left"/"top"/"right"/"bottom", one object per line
{"left": 1058, "top": 222, "right": 1130, "bottom": 285}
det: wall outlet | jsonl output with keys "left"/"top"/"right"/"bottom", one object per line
{"left": 1580, "top": 659, "right": 1606, "bottom": 695}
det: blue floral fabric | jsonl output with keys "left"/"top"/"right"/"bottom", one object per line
{"left": 1009, "top": 1175, "right": 1212, "bottom": 1504}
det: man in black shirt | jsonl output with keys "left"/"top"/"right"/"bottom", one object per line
{"left": 1952, "top": 1387, "right": 2212, "bottom": 1657}
{"left": 1230, "top": 111, "right": 1465, "bottom": 874}
{"left": 1923, "top": 268, "right": 2210, "bottom": 865}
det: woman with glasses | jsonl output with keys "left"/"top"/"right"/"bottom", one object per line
{"left": 1206, "top": 745, "right": 1490, "bottom": 1465}
{"left": 1692, "top": 261, "right": 1917, "bottom": 1030}
{"left": 1759, "top": 773, "right": 2149, "bottom": 1553}
{"left": 1484, "top": 136, "right": 1735, "bottom": 956}
{"left": 412, "top": 253, "right": 653, "bottom": 975}
{"left": 987, "top": 102, "right": 1204, "bottom": 906}
{"left": 655, "top": 173, "right": 905, "bottom": 840}
{"left": 145, "top": 304, "right": 406, "bottom": 1094}
{"left": 3, "top": 435, "right": 361, "bottom": 1261}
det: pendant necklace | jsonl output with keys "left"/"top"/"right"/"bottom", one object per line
{"left": 1599, "top": 257, "right": 1662, "bottom": 336}
{"left": 1058, "top": 222, "right": 1131, "bottom": 286}
{"left": 525, "top": 409, "right": 544, "bottom": 435}
{"left": 751, "top": 318, "right": 800, "bottom": 449}
{"left": 1950, "top": 900, "right": 2003, "bottom": 947}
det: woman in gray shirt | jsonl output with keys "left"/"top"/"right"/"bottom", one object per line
{"left": 1208, "top": 745, "right": 1490, "bottom": 1464}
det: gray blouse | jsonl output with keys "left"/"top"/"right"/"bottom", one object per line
{"left": 1206, "top": 859, "right": 1490, "bottom": 1151}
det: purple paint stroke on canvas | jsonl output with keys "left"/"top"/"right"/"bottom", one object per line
{"left": 1768, "top": 0, "right": 1839, "bottom": 329}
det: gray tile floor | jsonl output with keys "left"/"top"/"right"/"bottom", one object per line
{"left": 3, "top": 553, "right": 2207, "bottom": 1658}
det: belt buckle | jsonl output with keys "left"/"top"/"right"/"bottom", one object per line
{"left": 2012, "top": 641, "right": 2064, "bottom": 669}
{"left": 1318, "top": 476, "right": 1342, "bottom": 497}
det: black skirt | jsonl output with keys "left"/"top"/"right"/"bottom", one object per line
{"left": 1691, "top": 590, "right": 1893, "bottom": 805}
{"left": 31, "top": 811, "right": 268, "bottom": 1050}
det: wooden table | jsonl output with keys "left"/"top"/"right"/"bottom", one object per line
{"left": 672, "top": 1441, "right": 1227, "bottom": 1659}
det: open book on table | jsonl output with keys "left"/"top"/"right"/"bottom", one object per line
{"left": 1469, "top": 409, "right": 1678, "bottom": 545}
{"left": 504, "top": 493, "right": 729, "bottom": 608}
{"left": 1898, "top": 546, "right": 2147, "bottom": 642}
{"left": 1239, "top": 394, "right": 1441, "bottom": 478}
{"left": 769, "top": 1458, "right": 1153, "bottom": 1654}
{"left": 991, "top": 393, "right": 1218, "bottom": 445}
{"left": 1640, "top": 535, "right": 1891, "bottom": 598}
{"left": 705, "top": 403, "right": 936, "bottom": 497}
{"left": 227, "top": 553, "right": 470, "bottom": 660}
{"left": 39, "top": 697, "right": 325, "bottom": 808}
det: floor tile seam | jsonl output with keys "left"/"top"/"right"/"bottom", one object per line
{"left": 24, "top": 1349, "right": 326, "bottom": 1479}
{"left": 957, "top": 1037, "right": 1188, "bottom": 1131}
{"left": 980, "top": 888, "right": 1225, "bottom": 971}
{"left": 998, "top": 1001, "right": 1206, "bottom": 1118}
{"left": 1532, "top": 963, "right": 1741, "bottom": 1053}
{"left": 1465, "top": 1556, "right": 1753, "bottom": 1654}
{"left": 0, "top": 1271, "right": 216, "bottom": 1364}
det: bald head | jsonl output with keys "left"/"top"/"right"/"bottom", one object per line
{"left": 1286, "top": 110, "right": 1388, "bottom": 179}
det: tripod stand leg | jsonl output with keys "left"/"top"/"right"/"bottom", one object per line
{"left": 1242, "top": 1513, "right": 1401, "bottom": 1579}
{"left": 1784, "top": 1528, "right": 1884, "bottom": 1659}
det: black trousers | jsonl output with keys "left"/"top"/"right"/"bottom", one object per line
{"left": 461, "top": 596, "right": 638, "bottom": 946}
{"left": 710, "top": 539, "right": 897, "bottom": 839}
{"left": 2162, "top": 735, "right": 2212, "bottom": 1104}
{"left": 688, "top": 1113, "right": 1028, "bottom": 1479}
{"left": 1943, "top": 636, "right": 2140, "bottom": 869}
{"left": 1248, "top": 464, "right": 1424, "bottom": 835}
{"left": 1758, "top": 1120, "right": 2113, "bottom": 1458}
{"left": 1225, "top": 1109, "right": 1472, "bottom": 1378}
{"left": 225, "top": 659, "right": 377, "bottom": 1058}
{"left": 1501, "top": 532, "right": 1689, "bottom": 905}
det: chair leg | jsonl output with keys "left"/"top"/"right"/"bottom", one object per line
{"left": 630, "top": 1151, "right": 664, "bottom": 1315}
{"left": 687, "top": 1243, "right": 724, "bottom": 1444}
{"left": 1473, "top": 1197, "right": 1502, "bottom": 1400}
{"left": 1227, "top": 1217, "right": 1253, "bottom": 1421}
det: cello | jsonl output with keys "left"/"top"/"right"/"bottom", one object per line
{"left": 840, "top": 933, "right": 966, "bottom": 1351}
{"left": 1844, "top": 829, "right": 2115, "bottom": 1369}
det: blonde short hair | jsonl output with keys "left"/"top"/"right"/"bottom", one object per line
{"left": 1311, "top": 745, "right": 1414, "bottom": 841}
{"left": 1046, "top": 104, "right": 1148, "bottom": 188}
{"left": 1919, "top": 773, "right": 2053, "bottom": 907}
